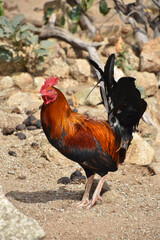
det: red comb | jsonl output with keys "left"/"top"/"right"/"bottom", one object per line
{"left": 44, "top": 76, "right": 58, "bottom": 87}
{"left": 40, "top": 76, "right": 58, "bottom": 94}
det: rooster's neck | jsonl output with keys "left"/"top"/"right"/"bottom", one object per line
{"left": 41, "top": 88, "right": 75, "bottom": 139}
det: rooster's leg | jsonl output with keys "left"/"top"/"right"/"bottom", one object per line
{"left": 85, "top": 174, "right": 107, "bottom": 209}
{"left": 77, "top": 174, "right": 95, "bottom": 208}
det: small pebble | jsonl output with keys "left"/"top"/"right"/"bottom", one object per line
{"left": 7, "top": 171, "right": 15, "bottom": 175}
{"left": 26, "top": 110, "right": 34, "bottom": 115}
{"left": 15, "top": 132, "right": 26, "bottom": 140}
{"left": 70, "top": 170, "right": 86, "bottom": 183}
{"left": 73, "top": 108, "right": 78, "bottom": 113}
{"left": 70, "top": 170, "right": 82, "bottom": 178}
{"left": 23, "top": 115, "right": 37, "bottom": 126}
{"left": 8, "top": 150, "right": 17, "bottom": 157}
{"left": 57, "top": 177, "right": 71, "bottom": 185}
{"left": 11, "top": 107, "right": 21, "bottom": 114}
{"left": 31, "top": 142, "right": 39, "bottom": 150}
{"left": 27, "top": 126, "right": 37, "bottom": 131}
{"left": 16, "top": 124, "right": 26, "bottom": 131}
{"left": 34, "top": 119, "right": 41, "bottom": 129}
{"left": 66, "top": 89, "right": 75, "bottom": 96}
{"left": 83, "top": 111, "right": 90, "bottom": 117}
{"left": 2, "top": 127, "right": 15, "bottom": 135}
{"left": 68, "top": 99, "right": 73, "bottom": 106}
{"left": 17, "top": 175, "right": 26, "bottom": 180}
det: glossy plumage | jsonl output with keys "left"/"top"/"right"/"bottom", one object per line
{"left": 40, "top": 54, "right": 147, "bottom": 208}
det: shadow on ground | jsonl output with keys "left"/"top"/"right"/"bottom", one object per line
{"left": 6, "top": 179, "right": 110, "bottom": 203}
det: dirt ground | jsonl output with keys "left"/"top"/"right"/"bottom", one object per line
{"left": 1, "top": 1, "right": 160, "bottom": 240}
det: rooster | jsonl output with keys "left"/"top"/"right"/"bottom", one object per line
{"left": 40, "top": 54, "right": 147, "bottom": 209}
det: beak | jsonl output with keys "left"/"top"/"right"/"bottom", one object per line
{"left": 37, "top": 93, "right": 43, "bottom": 97}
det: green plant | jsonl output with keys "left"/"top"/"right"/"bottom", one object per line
{"left": 69, "top": 0, "right": 110, "bottom": 33}
{"left": 0, "top": 1, "right": 4, "bottom": 16}
{"left": 115, "top": 44, "right": 134, "bottom": 75}
{"left": 0, "top": 15, "right": 54, "bottom": 72}
{"left": 44, "top": 0, "right": 110, "bottom": 34}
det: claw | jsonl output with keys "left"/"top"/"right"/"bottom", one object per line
{"left": 86, "top": 195, "right": 103, "bottom": 209}
{"left": 77, "top": 199, "right": 90, "bottom": 208}
{"left": 77, "top": 195, "right": 103, "bottom": 209}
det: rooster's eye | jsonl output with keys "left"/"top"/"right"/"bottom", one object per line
{"left": 48, "top": 90, "right": 52, "bottom": 92}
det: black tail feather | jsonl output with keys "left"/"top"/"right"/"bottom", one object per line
{"left": 111, "top": 77, "right": 147, "bottom": 128}
{"left": 87, "top": 58, "right": 104, "bottom": 76}
{"left": 88, "top": 54, "right": 147, "bottom": 131}
{"left": 103, "top": 54, "right": 116, "bottom": 97}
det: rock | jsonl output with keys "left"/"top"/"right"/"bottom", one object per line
{"left": 23, "top": 115, "right": 37, "bottom": 126}
{"left": 66, "top": 89, "right": 75, "bottom": 96}
{"left": 57, "top": 177, "right": 71, "bottom": 185}
{"left": 0, "top": 87, "right": 17, "bottom": 100}
{"left": 155, "top": 132, "right": 160, "bottom": 146}
{"left": 102, "top": 190, "right": 119, "bottom": 203}
{"left": 0, "top": 76, "right": 14, "bottom": 89}
{"left": 128, "top": 70, "right": 158, "bottom": 96}
{"left": 148, "top": 163, "right": 160, "bottom": 175}
{"left": 128, "top": 49, "right": 139, "bottom": 71}
{"left": 125, "top": 133, "right": 155, "bottom": 165}
{"left": 70, "top": 170, "right": 86, "bottom": 184}
{"left": 16, "top": 124, "right": 26, "bottom": 131}
{"left": 73, "top": 108, "right": 78, "bottom": 113}
{"left": 140, "top": 36, "right": 160, "bottom": 73}
{"left": 12, "top": 72, "right": 33, "bottom": 91}
{"left": 17, "top": 175, "right": 27, "bottom": 180}
{"left": 68, "top": 98, "right": 74, "bottom": 106}
{"left": 11, "top": 107, "right": 21, "bottom": 114}
{"left": 27, "top": 126, "right": 37, "bottom": 131}
{"left": 100, "top": 44, "right": 116, "bottom": 58}
{"left": 8, "top": 150, "right": 17, "bottom": 157}
{"left": 41, "top": 142, "right": 56, "bottom": 161}
{"left": 66, "top": 47, "right": 88, "bottom": 59}
{"left": 33, "top": 77, "right": 45, "bottom": 92}
{"left": 26, "top": 110, "right": 37, "bottom": 115}
{"left": 59, "top": 79, "right": 79, "bottom": 89}
{"left": 2, "top": 127, "right": 15, "bottom": 135}
{"left": 15, "top": 132, "right": 26, "bottom": 140}
{"left": 34, "top": 119, "right": 41, "bottom": 129}
{"left": 93, "top": 33, "right": 104, "bottom": 42}
{"left": 0, "top": 185, "right": 45, "bottom": 240}
{"left": 7, "top": 171, "right": 15, "bottom": 175}
{"left": 31, "top": 143, "right": 39, "bottom": 150}
{"left": 45, "top": 57, "right": 69, "bottom": 79}
{"left": 75, "top": 87, "right": 100, "bottom": 106}
{"left": 70, "top": 59, "right": 91, "bottom": 82}
{"left": 7, "top": 92, "right": 41, "bottom": 112}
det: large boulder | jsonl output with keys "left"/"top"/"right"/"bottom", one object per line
{"left": 70, "top": 59, "right": 91, "bottom": 82}
{"left": 12, "top": 72, "right": 34, "bottom": 91}
{"left": 45, "top": 57, "right": 70, "bottom": 79}
{"left": 7, "top": 91, "right": 41, "bottom": 112}
{"left": 140, "top": 36, "right": 160, "bottom": 73}
{"left": 0, "top": 76, "right": 14, "bottom": 89}
{"left": 75, "top": 87, "right": 100, "bottom": 106}
{"left": 0, "top": 185, "right": 45, "bottom": 240}
{"left": 125, "top": 133, "right": 155, "bottom": 165}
